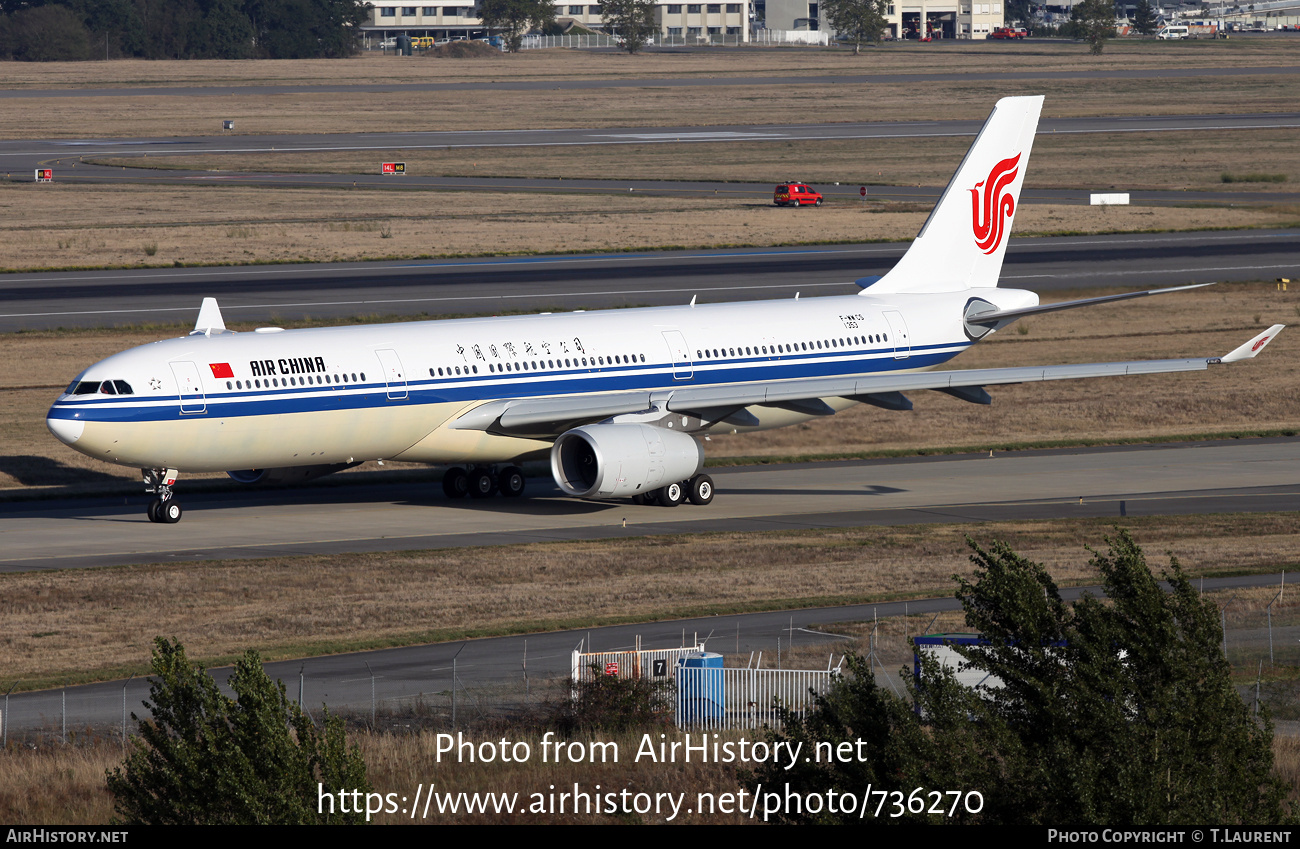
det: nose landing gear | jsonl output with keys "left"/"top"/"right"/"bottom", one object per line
{"left": 143, "top": 468, "right": 183, "bottom": 523}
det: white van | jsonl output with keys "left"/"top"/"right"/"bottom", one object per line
{"left": 1156, "top": 25, "right": 1189, "bottom": 39}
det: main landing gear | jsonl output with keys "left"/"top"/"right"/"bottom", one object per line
{"left": 143, "top": 468, "right": 183, "bottom": 524}
{"left": 631, "top": 474, "right": 714, "bottom": 508}
{"left": 442, "top": 465, "right": 527, "bottom": 500}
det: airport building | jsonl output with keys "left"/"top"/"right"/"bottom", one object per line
{"left": 363, "top": 2, "right": 750, "bottom": 41}
{"left": 763, "top": 0, "right": 1006, "bottom": 39}
{"left": 362, "top": 0, "right": 1006, "bottom": 43}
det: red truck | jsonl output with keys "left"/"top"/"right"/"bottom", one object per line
{"left": 991, "top": 27, "right": 1028, "bottom": 39}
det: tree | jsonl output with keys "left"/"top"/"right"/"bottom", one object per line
{"left": 820, "top": 0, "right": 888, "bottom": 53}
{"left": 1132, "top": 0, "right": 1158, "bottom": 34}
{"left": 107, "top": 637, "right": 370, "bottom": 825}
{"left": 248, "top": 0, "right": 368, "bottom": 58}
{"left": 952, "top": 531, "right": 1289, "bottom": 824}
{"left": 602, "top": 0, "right": 656, "bottom": 53}
{"left": 187, "top": 0, "right": 255, "bottom": 59}
{"left": 752, "top": 532, "right": 1292, "bottom": 825}
{"left": 1004, "top": 0, "right": 1033, "bottom": 26}
{"left": 477, "top": 0, "right": 554, "bottom": 52}
{"left": 0, "top": 4, "right": 92, "bottom": 60}
{"left": 1070, "top": 0, "right": 1116, "bottom": 53}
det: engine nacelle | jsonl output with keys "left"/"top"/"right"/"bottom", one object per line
{"left": 226, "top": 462, "right": 359, "bottom": 486}
{"left": 551, "top": 423, "right": 704, "bottom": 499}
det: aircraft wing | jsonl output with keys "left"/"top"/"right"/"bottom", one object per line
{"left": 450, "top": 325, "right": 1283, "bottom": 438}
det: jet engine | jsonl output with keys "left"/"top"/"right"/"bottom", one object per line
{"left": 226, "top": 462, "right": 360, "bottom": 486}
{"left": 551, "top": 423, "right": 704, "bottom": 499}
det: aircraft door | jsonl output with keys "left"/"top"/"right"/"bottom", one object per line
{"left": 169, "top": 361, "right": 206, "bottom": 414}
{"left": 884, "top": 311, "right": 911, "bottom": 359}
{"left": 375, "top": 349, "right": 408, "bottom": 400}
{"left": 661, "top": 330, "right": 693, "bottom": 380}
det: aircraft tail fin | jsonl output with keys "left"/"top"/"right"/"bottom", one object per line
{"left": 864, "top": 95, "right": 1043, "bottom": 295}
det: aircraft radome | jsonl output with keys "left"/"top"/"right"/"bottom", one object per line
{"left": 47, "top": 96, "right": 1283, "bottom": 523}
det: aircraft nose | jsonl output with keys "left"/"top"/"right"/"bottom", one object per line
{"left": 47, "top": 415, "right": 85, "bottom": 446}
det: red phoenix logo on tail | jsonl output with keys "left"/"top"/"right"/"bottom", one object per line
{"left": 970, "top": 154, "right": 1021, "bottom": 254}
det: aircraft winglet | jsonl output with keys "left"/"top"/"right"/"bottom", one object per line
{"left": 194, "top": 297, "right": 226, "bottom": 335}
{"left": 1218, "top": 324, "right": 1284, "bottom": 363}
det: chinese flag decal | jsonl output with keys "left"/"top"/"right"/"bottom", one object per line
{"left": 209, "top": 363, "right": 234, "bottom": 378}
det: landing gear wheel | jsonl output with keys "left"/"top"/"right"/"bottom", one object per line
{"left": 499, "top": 466, "right": 526, "bottom": 498}
{"left": 147, "top": 498, "right": 163, "bottom": 523}
{"left": 688, "top": 474, "right": 714, "bottom": 506}
{"left": 160, "top": 500, "right": 183, "bottom": 524}
{"left": 658, "top": 481, "right": 686, "bottom": 507}
{"left": 442, "top": 467, "right": 469, "bottom": 499}
{"left": 469, "top": 468, "right": 496, "bottom": 499}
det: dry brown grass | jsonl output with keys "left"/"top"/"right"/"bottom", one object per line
{"left": 1, "top": 41, "right": 1297, "bottom": 139}
{"left": 5, "top": 41, "right": 1292, "bottom": 91}
{"left": 5, "top": 513, "right": 1300, "bottom": 690}
{"left": 5, "top": 282, "right": 1293, "bottom": 491}
{"left": 0, "top": 726, "right": 756, "bottom": 825}
{"left": 93, "top": 127, "right": 1300, "bottom": 194}
{"left": 0, "top": 742, "right": 119, "bottom": 825}
{"left": 1, "top": 179, "right": 1291, "bottom": 274}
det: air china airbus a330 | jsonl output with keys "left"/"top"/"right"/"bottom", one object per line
{"left": 47, "top": 96, "right": 1282, "bottom": 524}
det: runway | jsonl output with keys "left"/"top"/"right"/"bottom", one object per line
{"left": 4, "top": 438, "right": 1298, "bottom": 572}
{"left": 1, "top": 230, "right": 1297, "bottom": 332}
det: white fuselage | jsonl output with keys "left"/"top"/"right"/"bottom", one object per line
{"left": 46, "top": 287, "right": 1030, "bottom": 474}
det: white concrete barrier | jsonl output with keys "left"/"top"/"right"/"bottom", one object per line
{"left": 1090, "top": 193, "right": 1131, "bottom": 206}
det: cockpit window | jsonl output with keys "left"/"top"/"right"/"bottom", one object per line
{"left": 67, "top": 379, "right": 133, "bottom": 396}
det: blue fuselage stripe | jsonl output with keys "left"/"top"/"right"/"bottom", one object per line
{"left": 48, "top": 344, "right": 969, "bottom": 424}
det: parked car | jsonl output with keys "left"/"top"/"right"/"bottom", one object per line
{"left": 774, "top": 183, "right": 823, "bottom": 207}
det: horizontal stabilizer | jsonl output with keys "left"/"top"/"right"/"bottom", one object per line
{"left": 965, "top": 283, "right": 1213, "bottom": 329}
